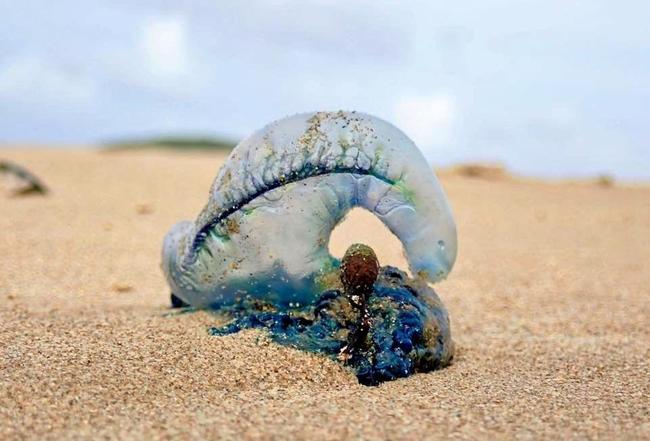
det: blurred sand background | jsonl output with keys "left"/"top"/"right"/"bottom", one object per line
{"left": 1, "top": 149, "right": 648, "bottom": 440}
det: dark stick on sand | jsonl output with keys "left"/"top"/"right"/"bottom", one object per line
{"left": 338, "top": 243, "right": 380, "bottom": 361}
{"left": 0, "top": 160, "right": 48, "bottom": 195}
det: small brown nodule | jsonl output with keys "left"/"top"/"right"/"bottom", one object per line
{"left": 340, "top": 244, "right": 379, "bottom": 297}
{"left": 339, "top": 244, "right": 379, "bottom": 361}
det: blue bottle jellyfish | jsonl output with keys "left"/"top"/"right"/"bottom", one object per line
{"left": 162, "top": 111, "right": 457, "bottom": 385}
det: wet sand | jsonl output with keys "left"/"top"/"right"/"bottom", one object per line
{"left": 1, "top": 149, "right": 648, "bottom": 440}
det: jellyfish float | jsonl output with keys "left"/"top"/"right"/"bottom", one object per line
{"left": 162, "top": 111, "right": 457, "bottom": 385}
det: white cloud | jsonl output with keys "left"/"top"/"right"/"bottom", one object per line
{"left": 393, "top": 94, "right": 458, "bottom": 156}
{"left": 102, "top": 14, "right": 208, "bottom": 98}
{"left": 0, "top": 56, "right": 96, "bottom": 106}
{"left": 140, "top": 16, "right": 189, "bottom": 77}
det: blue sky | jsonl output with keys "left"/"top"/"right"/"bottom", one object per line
{"left": 1, "top": 1, "right": 648, "bottom": 179}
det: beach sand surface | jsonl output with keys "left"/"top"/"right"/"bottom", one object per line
{"left": 1, "top": 149, "right": 648, "bottom": 440}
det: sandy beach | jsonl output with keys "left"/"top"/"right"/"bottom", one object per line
{"left": 1, "top": 148, "right": 648, "bottom": 440}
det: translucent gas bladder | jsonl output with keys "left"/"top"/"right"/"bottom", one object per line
{"left": 162, "top": 111, "right": 457, "bottom": 308}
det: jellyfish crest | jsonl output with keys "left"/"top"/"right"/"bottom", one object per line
{"left": 162, "top": 111, "right": 457, "bottom": 308}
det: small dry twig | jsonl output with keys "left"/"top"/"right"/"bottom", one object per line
{"left": 0, "top": 160, "right": 48, "bottom": 196}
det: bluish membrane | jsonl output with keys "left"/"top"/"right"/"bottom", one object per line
{"left": 208, "top": 267, "right": 453, "bottom": 386}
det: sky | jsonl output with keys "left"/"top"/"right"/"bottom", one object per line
{"left": 0, "top": 1, "right": 648, "bottom": 179}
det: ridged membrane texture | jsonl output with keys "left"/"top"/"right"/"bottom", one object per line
{"left": 162, "top": 111, "right": 457, "bottom": 308}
